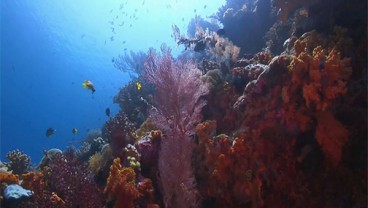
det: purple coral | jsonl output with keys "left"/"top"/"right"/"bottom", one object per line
{"left": 143, "top": 46, "right": 209, "bottom": 208}
{"left": 47, "top": 152, "right": 104, "bottom": 207}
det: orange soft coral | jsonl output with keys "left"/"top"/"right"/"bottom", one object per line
{"left": 315, "top": 111, "right": 349, "bottom": 166}
{"left": 104, "top": 158, "right": 139, "bottom": 208}
{"left": 288, "top": 32, "right": 352, "bottom": 112}
{"left": 0, "top": 172, "right": 19, "bottom": 185}
{"left": 194, "top": 121, "right": 263, "bottom": 207}
{"left": 21, "top": 172, "right": 39, "bottom": 190}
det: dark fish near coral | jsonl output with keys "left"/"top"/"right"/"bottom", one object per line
{"left": 46, "top": 128, "right": 56, "bottom": 137}
{"left": 82, "top": 80, "right": 95, "bottom": 93}
{"left": 105, "top": 108, "right": 111, "bottom": 117}
{"left": 216, "top": 28, "right": 226, "bottom": 36}
{"left": 72, "top": 128, "right": 78, "bottom": 134}
{"left": 194, "top": 40, "right": 206, "bottom": 52}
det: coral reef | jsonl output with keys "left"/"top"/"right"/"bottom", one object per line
{"left": 1, "top": 0, "right": 366, "bottom": 207}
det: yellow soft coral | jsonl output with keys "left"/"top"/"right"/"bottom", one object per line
{"left": 88, "top": 152, "right": 103, "bottom": 174}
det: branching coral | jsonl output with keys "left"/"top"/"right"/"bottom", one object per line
{"left": 5, "top": 150, "right": 31, "bottom": 175}
{"left": 143, "top": 45, "right": 209, "bottom": 208}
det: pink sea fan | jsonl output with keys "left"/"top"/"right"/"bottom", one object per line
{"left": 144, "top": 45, "right": 209, "bottom": 208}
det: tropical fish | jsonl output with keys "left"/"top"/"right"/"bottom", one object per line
{"left": 46, "top": 128, "right": 56, "bottom": 137}
{"left": 105, "top": 108, "right": 111, "bottom": 117}
{"left": 136, "top": 82, "right": 142, "bottom": 91}
{"left": 72, "top": 128, "right": 78, "bottom": 134}
{"left": 82, "top": 80, "right": 95, "bottom": 93}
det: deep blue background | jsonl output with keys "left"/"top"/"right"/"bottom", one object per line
{"left": 0, "top": 0, "right": 224, "bottom": 164}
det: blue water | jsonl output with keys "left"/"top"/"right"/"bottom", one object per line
{"left": 1, "top": 0, "right": 224, "bottom": 164}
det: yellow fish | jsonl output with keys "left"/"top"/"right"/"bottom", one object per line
{"left": 82, "top": 80, "right": 95, "bottom": 93}
{"left": 136, "top": 82, "right": 142, "bottom": 91}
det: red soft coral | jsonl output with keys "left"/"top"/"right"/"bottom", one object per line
{"left": 315, "top": 111, "right": 349, "bottom": 166}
